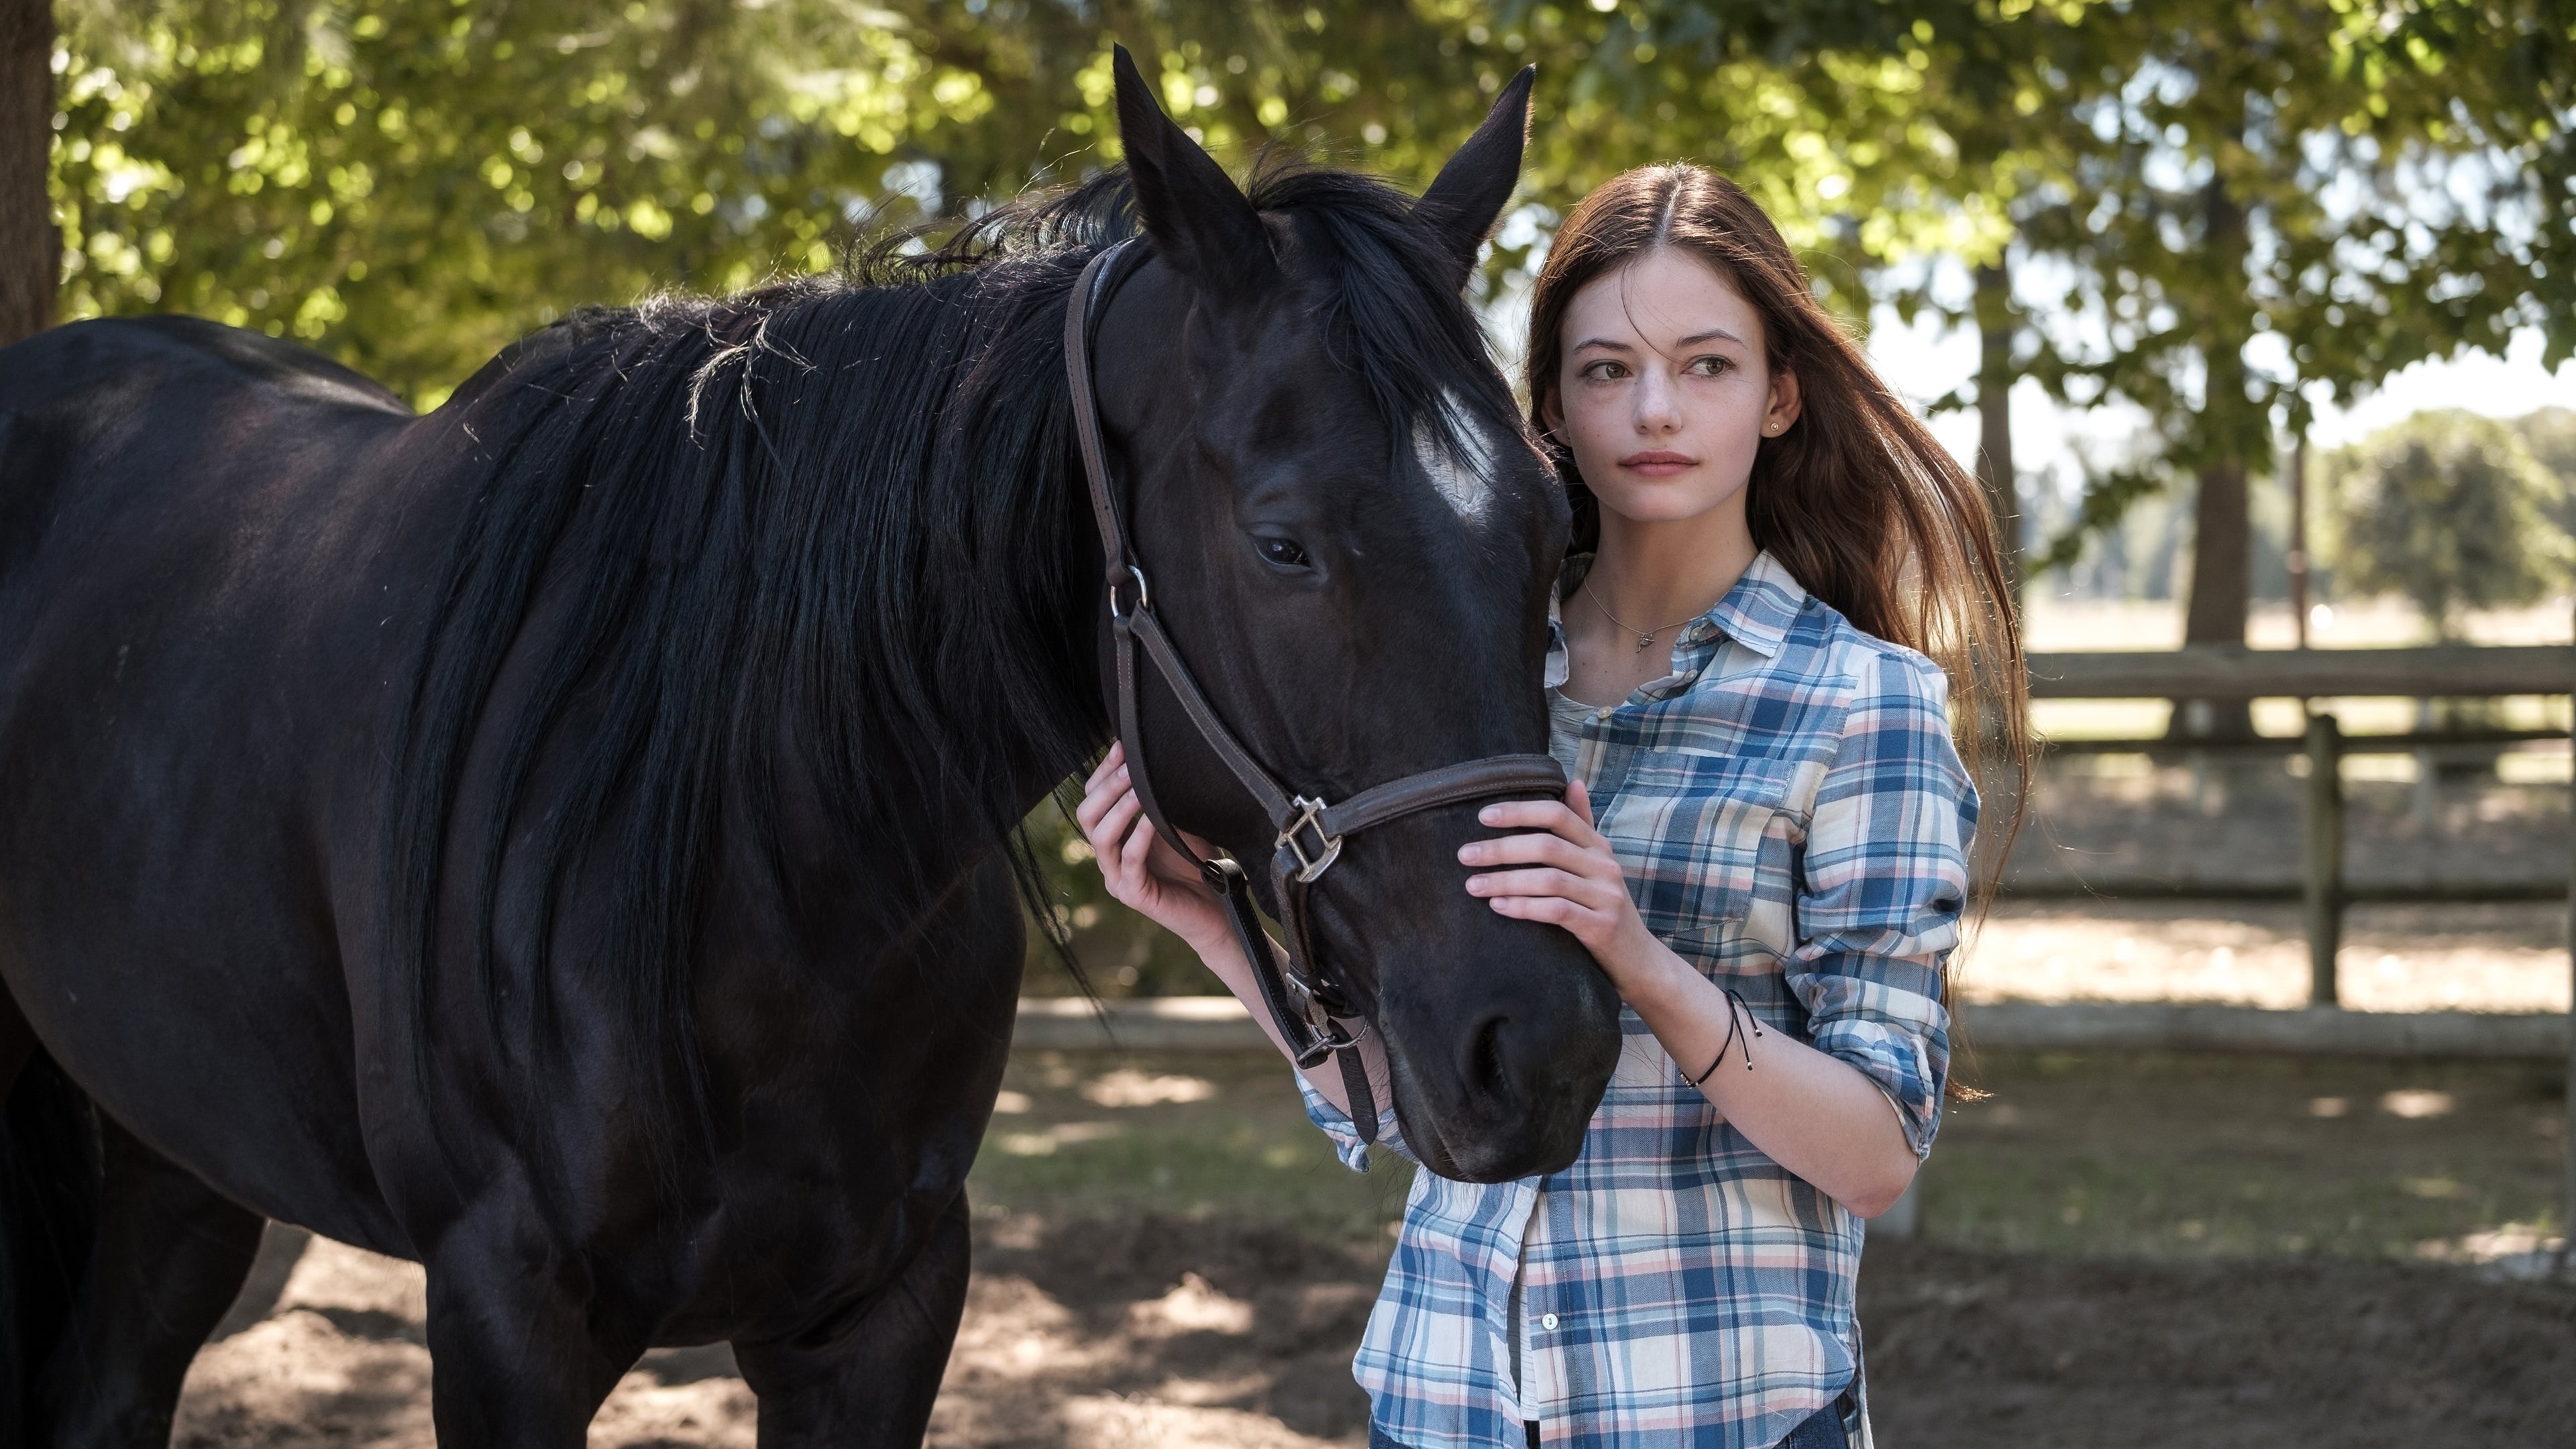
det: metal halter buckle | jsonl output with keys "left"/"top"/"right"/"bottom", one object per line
{"left": 1106, "top": 563, "right": 1151, "bottom": 621}
{"left": 1283, "top": 974, "right": 1360, "bottom": 1066}
{"left": 1277, "top": 796, "right": 1343, "bottom": 883}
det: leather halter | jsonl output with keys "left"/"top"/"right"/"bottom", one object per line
{"left": 1063, "top": 239, "right": 1569, "bottom": 1143}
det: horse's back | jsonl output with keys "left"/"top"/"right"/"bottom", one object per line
{"left": 0, "top": 317, "right": 427, "bottom": 1252}
{"left": 0, "top": 316, "right": 413, "bottom": 588}
{"left": 0, "top": 313, "right": 407, "bottom": 415}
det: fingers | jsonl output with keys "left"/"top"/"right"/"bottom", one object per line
{"left": 1119, "top": 802, "right": 1160, "bottom": 885}
{"left": 1462, "top": 865, "right": 1605, "bottom": 904}
{"left": 1081, "top": 741, "right": 1125, "bottom": 795}
{"left": 1565, "top": 777, "right": 1595, "bottom": 828}
{"left": 1483, "top": 892, "right": 1585, "bottom": 926}
{"left": 1093, "top": 790, "right": 1143, "bottom": 882}
{"left": 1077, "top": 759, "right": 1140, "bottom": 836}
{"left": 1460, "top": 783, "right": 1629, "bottom": 948}
{"left": 1456, "top": 830, "right": 1594, "bottom": 872}
{"left": 1475, "top": 796, "right": 1605, "bottom": 851}
{"left": 1074, "top": 778, "right": 1112, "bottom": 835}
{"left": 1075, "top": 754, "right": 1126, "bottom": 834}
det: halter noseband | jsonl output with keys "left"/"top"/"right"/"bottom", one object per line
{"left": 1063, "top": 239, "right": 1570, "bottom": 1143}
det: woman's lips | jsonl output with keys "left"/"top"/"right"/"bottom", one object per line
{"left": 1619, "top": 449, "right": 1698, "bottom": 478}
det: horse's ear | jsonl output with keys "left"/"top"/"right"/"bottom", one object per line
{"left": 1112, "top": 44, "right": 1276, "bottom": 297}
{"left": 1415, "top": 66, "right": 1536, "bottom": 292}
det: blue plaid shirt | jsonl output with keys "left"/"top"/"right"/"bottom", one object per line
{"left": 1303, "top": 551, "right": 1975, "bottom": 1449}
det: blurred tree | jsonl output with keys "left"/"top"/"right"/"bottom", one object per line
{"left": 2514, "top": 405, "right": 2576, "bottom": 547}
{"left": 37, "top": 0, "right": 2572, "bottom": 969}
{"left": 2518, "top": 406, "right": 2576, "bottom": 487}
{"left": 48, "top": 0, "right": 1036, "bottom": 402}
{"left": 1992, "top": 1, "right": 2573, "bottom": 730}
{"left": 1, "top": 0, "right": 49, "bottom": 345}
{"left": 1016, "top": 802, "right": 1218, "bottom": 998}
{"left": 44, "top": 1, "right": 2015, "bottom": 403}
{"left": 2322, "top": 411, "right": 2569, "bottom": 639}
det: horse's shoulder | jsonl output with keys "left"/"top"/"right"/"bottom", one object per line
{"left": 3, "top": 315, "right": 411, "bottom": 420}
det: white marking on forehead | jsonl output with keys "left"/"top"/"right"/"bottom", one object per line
{"left": 1411, "top": 388, "right": 1500, "bottom": 524}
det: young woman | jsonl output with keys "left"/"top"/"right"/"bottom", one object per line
{"left": 1076, "top": 164, "right": 2025, "bottom": 1449}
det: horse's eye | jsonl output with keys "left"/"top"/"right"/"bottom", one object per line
{"left": 1256, "top": 537, "right": 1311, "bottom": 570}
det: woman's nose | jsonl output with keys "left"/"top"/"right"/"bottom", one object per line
{"left": 1633, "top": 367, "right": 1680, "bottom": 434}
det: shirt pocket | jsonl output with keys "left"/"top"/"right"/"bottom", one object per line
{"left": 1597, "top": 749, "right": 1797, "bottom": 941}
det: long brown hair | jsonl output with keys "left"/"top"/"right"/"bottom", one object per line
{"left": 1527, "top": 163, "right": 2029, "bottom": 908}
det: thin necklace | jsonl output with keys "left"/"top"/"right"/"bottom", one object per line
{"left": 1578, "top": 580, "right": 1709, "bottom": 655}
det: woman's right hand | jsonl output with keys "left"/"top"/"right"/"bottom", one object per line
{"left": 1075, "top": 743, "right": 1231, "bottom": 953}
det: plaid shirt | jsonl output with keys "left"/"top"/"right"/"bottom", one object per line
{"left": 1303, "top": 550, "right": 1975, "bottom": 1449}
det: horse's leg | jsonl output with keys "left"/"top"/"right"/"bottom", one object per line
{"left": 421, "top": 1205, "right": 645, "bottom": 1447}
{"left": 35, "top": 1116, "right": 264, "bottom": 1448}
{"left": 733, "top": 1189, "right": 973, "bottom": 1448}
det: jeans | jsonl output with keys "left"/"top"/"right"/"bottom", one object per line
{"left": 1366, "top": 1401, "right": 1845, "bottom": 1449}
{"left": 1366, "top": 1426, "right": 1540, "bottom": 1449}
{"left": 1779, "top": 1398, "right": 1851, "bottom": 1449}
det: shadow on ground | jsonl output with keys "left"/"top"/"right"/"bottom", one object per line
{"left": 176, "top": 1210, "right": 2576, "bottom": 1449}
{"left": 174, "top": 1046, "right": 2576, "bottom": 1447}
{"left": 1864, "top": 1241, "right": 2576, "bottom": 1448}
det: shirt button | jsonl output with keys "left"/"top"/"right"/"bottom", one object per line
{"left": 1540, "top": 1312, "right": 1560, "bottom": 1331}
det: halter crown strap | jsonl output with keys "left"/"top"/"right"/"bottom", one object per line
{"left": 1061, "top": 238, "right": 1569, "bottom": 1146}
{"left": 1066, "top": 242, "right": 1144, "bottom": 579}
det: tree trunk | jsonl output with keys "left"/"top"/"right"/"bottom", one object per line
{"left": 1974, "top": 260, "right": 2021, "bottom": 612}
{"left": 2173, "top": 170, "right": 2257, "bottom": 741}
{"left": 0, "top": 0, "right": 53, "bottom": 347}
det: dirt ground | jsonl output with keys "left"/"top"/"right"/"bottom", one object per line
{"left": 173, "top": 1046, "right": 2576, "bottom": 1448}
{"left": 174, "top": 1213, "right": 2576, "bottom": 1449}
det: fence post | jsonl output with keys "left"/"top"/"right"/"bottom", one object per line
{"left": 2305, "top": 712, "right": 2343, "bottom": 1008}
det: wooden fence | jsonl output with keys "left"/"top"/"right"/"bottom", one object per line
{"left": 2017, "top": 644, "right": 2574, "bottom": 997}
{"left": 1021, "top": 645, "right": 2576, "bottom": 1265}
{"left": 2020, "top": 642, "right": 2575, "bottom": 1265}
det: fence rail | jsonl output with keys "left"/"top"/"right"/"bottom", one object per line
{"left": 2021, "top": 641, "right": 2574, "bottom": 1265}
{"left": 1998, "top": 878, "right": 2569, "bottom": 903}
{"left": 2037, "top": 726, "right": 2567, "bottom": 755}
{"left": 2016, "top": 645, "right": 2573, "bottom": 991}
{"left": 2026, "top": 643, "right": 2575, "bottom": 700}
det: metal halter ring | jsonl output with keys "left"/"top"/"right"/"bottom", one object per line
{"left": 1106, "top": 563, "right": 1151, "bottom": 621}
{"left": 1277, "top": 796, "right": 1344, "bottom": 883}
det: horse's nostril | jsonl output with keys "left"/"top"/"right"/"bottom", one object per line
{"left": 1460, "top": 1010, "right": 1516, "bottom": 1106}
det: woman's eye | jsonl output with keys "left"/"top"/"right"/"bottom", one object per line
{"left": 1688, "top": 355, "right": 1731, "bottom": 377}
{"left": 1257, "top": 537, "right": 1311, "bottom": 569}
{"left": 1580, "top": 360, "right": 1627, "bottom": 381}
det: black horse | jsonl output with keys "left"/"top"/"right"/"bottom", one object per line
{"left": 0, "top": 52, "right": 1619, "bottom": 1445}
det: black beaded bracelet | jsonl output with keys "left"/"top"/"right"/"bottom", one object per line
{"left": 1685, "top": 986, "right": 1765, "bottom": 1087}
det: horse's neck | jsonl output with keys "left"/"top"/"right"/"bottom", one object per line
{"left": 761, "top": 520, "right": 1104, "bottom": 942}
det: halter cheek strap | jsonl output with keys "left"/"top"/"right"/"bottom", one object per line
{"left": 1063, "top": 239, "right": 1568, "bottom": 1144}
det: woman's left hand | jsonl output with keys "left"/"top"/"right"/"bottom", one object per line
{"left": 1459, "top": 780, "right": 1666, "bottom": 991}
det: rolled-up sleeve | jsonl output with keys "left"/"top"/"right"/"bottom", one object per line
{"left": 1295, "top": 1068, "right": 1417, "bottom": 1173}
{"left": 1786, "top": 646, "right": 1976, "bottom": 1158}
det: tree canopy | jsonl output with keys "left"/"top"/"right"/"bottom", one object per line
{"left": 36, "top": 0, "right": 2574, "bottom": 989}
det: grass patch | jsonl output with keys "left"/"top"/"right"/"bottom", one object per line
{"left": 969, "top": 1051, "right": 1416, "bottom": 1245}
{"left": 975, "top": 1046, "right": 2569, "bottom": 1265}
{"left": 1929, "top": 1049, "right": 2567, "bottom": 1260}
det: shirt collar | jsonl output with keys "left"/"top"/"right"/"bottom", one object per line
{"left": 1693, "top": 549, "right": 1806, "bottom": 660}
{"left": 1545, "top": 549, "right": 1805, "bottom": 691}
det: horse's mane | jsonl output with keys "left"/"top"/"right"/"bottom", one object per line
{"left": 384, "top": 158, "right": 1513, "bottom": 1173}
